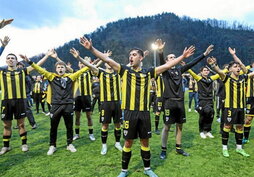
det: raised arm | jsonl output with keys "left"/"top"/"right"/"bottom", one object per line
{"left": 70, "top": 48, "right": 98, "bottom": 74}
{"left": 188, "top": 69, "right": 202, "bottom": 81}
{"left": 0, "top": 46, "right": 3, "bottom": 56}
{"left": 207, "top": 57, "right": 226, "bottom": 81}
{"left": 93, "top": 50, "right": 112, "bottom": 68}
{"left": 20, "top": 55, "right": 54, "bottom": 81}
{"left": 181, "top": 45, "right": 214, "bottom": 73}
{"left": 0, "top": 36, "right": 10, "bottom": 56}
{"left": 228, "top": 47, "right": 247, "bottom": 73}
{"left": 49, "top": 49, "right": 74, "bottom": 73}
{"left": 155, "top": 45, "right": 195, "bottom": 75}
{"left": 80, "top": 36, "right": 120, "bottom": 72}
{"left": 26, "top": 49, "right": 55, "bottom": 72}
{"left": 0, "top": 19, "right": 14, "bottom": 29}
{"left": 0, "top": 36, "right": 10, "bottom": 48}
{"left": 154, "top": 39, "right": 166, "bottom": 65}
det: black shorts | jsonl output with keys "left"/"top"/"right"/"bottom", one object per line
{"left": 163, "top": 99, "right": 186, "bottom": 124}
{"left": 246, "top": 97, "right": 254, "bottom": 117}
{"left": 1, "top": 99, "right": 26, "bottom": 121}
{"left": 222, "top": 108, "right": 245, "bottom": 125}
{"left": 100, "top": 101, "right": 121, "bottom": 124}
{"left": 123, "top": 110, "right": 151, "bottom": 139}
{"left": 155, "top": 97, "right": 164, "bottom": 113}
{"left": 74, "top": 96, "right": 92, "bottom": 112}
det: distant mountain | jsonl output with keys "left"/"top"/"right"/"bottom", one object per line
{"left": 30, "top": 12, "right": 254, "bottom": 73}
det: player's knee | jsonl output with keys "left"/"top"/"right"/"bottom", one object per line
{"left": 140, "top": 139, "right": 149, "bottom": 147}
{"left": 124, "top": 140, "right": 133, "bottom": 148}
{"left": 102, "top": 124, "right": 109, "bottom": 130}
{"left": 18, "top": 122, "right": 25, "bottom": 129}
{"left": 235, "top": 125, "right": 243, "bottom": 132}
{"left": 114, "top": 123, "right": 121, "bottom": 129}
{"left": 245, "top": 117, "right": 253, "bottom": 125}
{"left": 223, "top": 124, "right": 232, "bottom": 132}
{"left": 3, "top": 124, "right": 11, "bottom": 131}
{"left": 245, "top": 120, "right": 251, "bottom": 125}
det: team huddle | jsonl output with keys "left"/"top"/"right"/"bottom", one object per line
{"left": 1, "top": 19, "right": 254, "bottom": 177}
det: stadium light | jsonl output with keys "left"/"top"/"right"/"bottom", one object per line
{"left": 151, "top": 43, "right": 158, "bottom": 67}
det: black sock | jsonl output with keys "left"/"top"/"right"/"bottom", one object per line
{"left": 89, "top": 126, "right": 93, "bottom": 134}
{"left": 101, "top": 129, "right": 108, "bottom": 144}
{"left": 244, "top": 126, "right": 251, "bottom": 140}
{"left": 176, "top": 144, "right": 181, "bottom": 150}
{"left": 161, "top": 146, "right": 167, "bottom": 152}
{"left": 75, "top": 126, "right": 80, "bottom": 134}
{"left": 141, "top": 147, "right": 150, "bottom": 168}
{"left": 222, "top": 129, "right": 229, "bottom": 145}
{"left": 155, "top": 115, "right": 159, "bottom": 130}
{"left": 114, "top": 128, "right": 121, "bottom": 142}
{"left": 122, "top": 147, "right": 132, "bottom": 170}
{"left": 3, "top": 136, "right": 11, "bottom": 147}
{"left": 20, "top": 132, "right": 27, "bottom": 145}
{"left": 235, "top": 131, "right": 243, "bottom": 145}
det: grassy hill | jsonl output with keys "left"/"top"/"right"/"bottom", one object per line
{"left": 30, "top": 12, "right": 254, "bottom": 75}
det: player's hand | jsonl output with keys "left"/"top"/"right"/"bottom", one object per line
{"left": 104, "top": 50, "right": 112, "bottom": 57}
{"left": 0, "top": 19, "right": 14, "bottom": 29}
{"left": 204, "top": 45, "right": 214, "bottom": 56}
{"left": 70, "top": 48, "right": 80, "bottom": 58}
{"left": 207, "top": 57, "right": 217, "bottom": 65}
{"left": 228, "top": 47, "right": 236, "bottom": 55}
{"left": 80, "top": 36, "right": 93, "bottom": 50}
{"left": 0, "top": 36, "right": 10, "bottom": 47}
{"left": 183, "top": 45, "right": 195, "bottom": 58}
{"left": 154, "top": 39, "right": 165, "bottom": 53}
{"left": 19, "top": 54, "right": 30, "bottom": 62}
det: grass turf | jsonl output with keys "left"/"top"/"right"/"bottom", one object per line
{"left": 0, "top": 100, "right": 254, "bottom": 177}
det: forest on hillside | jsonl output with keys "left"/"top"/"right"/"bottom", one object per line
{"left": 30, "top": 12, "right": 254, "bottom": 73}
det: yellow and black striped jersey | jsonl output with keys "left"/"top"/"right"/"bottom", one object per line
{"left": 223, "top": 74, "right": 247, "bottom": 109}
{"left": 97, "top": 68, "right": 121, "bottom": 102}
{"left": 78, "top": 71, "right": 92, "bottom": 96}
{"left": 246, "top": 66, "right": 254, "bottom": 98}
{"left": 119, "top": 64, "right": 156, "bottom": 111}
{"left": 0, "top": 68, "right": 27, "bottom": 100}
{"left": 247, "top": 77, "right": 254, "bottom": 98}
{"left": 156, "top": 74, "right": 164, "bottom": 98}
{"left": 188, "top": 77, "right": 198, "bottom": 92}
{"left": 33, "top": 81, "right": 43, "bottom": 93}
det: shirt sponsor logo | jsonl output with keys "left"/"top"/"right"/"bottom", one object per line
{"left": 124, "top": 130, "right": 128, "bottom": 136}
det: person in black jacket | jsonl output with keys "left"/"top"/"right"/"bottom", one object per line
{"left": 91, "top": 76, "right": 100, "bottom": 112}
{"left": 157, "top": 39, "right": 213, "bottom": 159}
{"left": 20, "top": 54, "right": 92, "bottom": 156}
